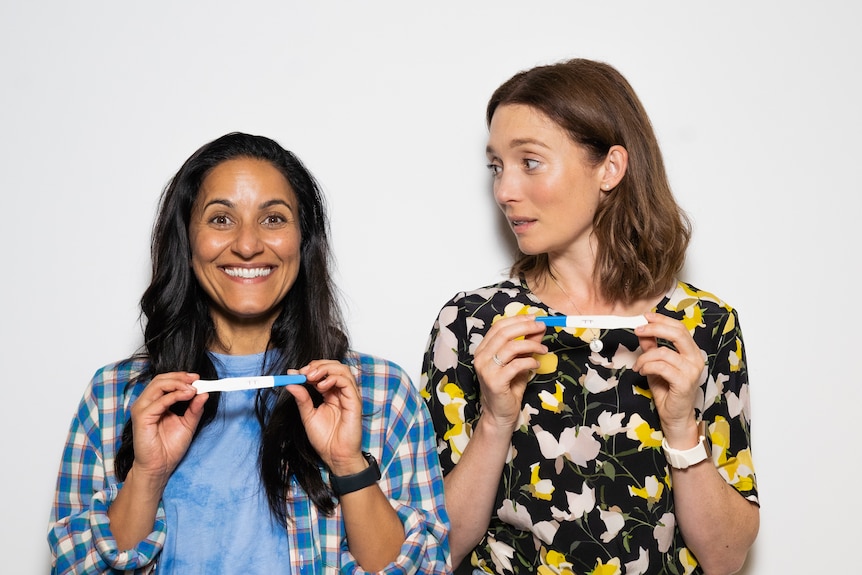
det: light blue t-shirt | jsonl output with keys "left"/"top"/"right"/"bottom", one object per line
{"left": 159, "top": 352, "right": 293, "bottom": 574}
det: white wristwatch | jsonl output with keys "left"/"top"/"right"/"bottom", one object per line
{"left": 662, "top": 433, "right": 711, "bottom": 469}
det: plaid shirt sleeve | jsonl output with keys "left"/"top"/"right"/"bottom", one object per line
{"left": 48, "top": 361, "right": 166, "bottom": 574}
{"left": 339, "top": 352, "right": 452, "bottom": 574}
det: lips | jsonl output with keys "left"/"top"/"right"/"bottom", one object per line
{"left": 508, "top": 216, "right": 536, "bottom": 231}
{"left": 222, "top": 267, "right": 273, "bottom": 279}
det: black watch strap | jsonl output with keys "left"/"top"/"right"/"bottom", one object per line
{"left": 329, "top": 452, "right": 381, "bottom": 496}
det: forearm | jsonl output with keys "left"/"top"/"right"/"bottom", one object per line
{"left": 106, "top": 467, "right": 166, "bottom": 551}
{"left": 341, "top": 485, "right": 405, "bottom": 572}
{"left": 444, "top": 415, "right": 513, "bottom": 567}
{"left": 671, "top": 460, "right": 759, "bottom": 574}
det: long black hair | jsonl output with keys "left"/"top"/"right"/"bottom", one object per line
{"left": 115, "top": 132, "right": 349, "bottom": 524}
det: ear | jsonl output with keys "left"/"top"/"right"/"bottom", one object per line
{"left": 600, "top": 145, "right": 628, "bottom": 191}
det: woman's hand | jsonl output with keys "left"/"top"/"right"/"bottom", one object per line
{"left": 283, "top": 360, "right": 366, "bottom": 476}
{"left": 128, "top": 372, "right": 209, "bottom": 488}
{"left": 633, "top": 312, "right": 707, "bottom": 442}
{"left": 473, "top": 315, "right": 548, "bottom": 433}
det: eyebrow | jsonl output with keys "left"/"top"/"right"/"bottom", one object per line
{"left": 486, "top": 138, "right": 551, "bottom": 155}
{"left": 201, "top": 198, "right": 295, "bottom": 211}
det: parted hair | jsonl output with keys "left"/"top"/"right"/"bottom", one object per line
{"left": 487, "top": 58, "right": 691, "bottom": 303}
{"left": 115, "top": 132, "right": 348, "bottom": 525}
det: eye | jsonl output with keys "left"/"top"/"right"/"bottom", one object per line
{"left": 262, "top": 213, "right": 289, "bottom": 227}
{"left": 208, "top": 213, "right": 232, "bottom": 226}
{"left": 522, "top": 158, "right": 540, "bottom": 170}
{"left": 486, "top": 162, "right": 502, "bottom": 176}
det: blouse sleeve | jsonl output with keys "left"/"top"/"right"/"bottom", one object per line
{"left": 47, "top": 366, "right": 166, "bottom": 574}
{"left": 420, "top": 296, "right": 483, "bottom": 475}
{"left": 339, "top": 354, "right": 451, "bottom": 574}
{"left": 700, "top": 306, "right": 759, "bottom": 505}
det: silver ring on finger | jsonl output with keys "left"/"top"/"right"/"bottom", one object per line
{"left": 492, "top": 353, "right": 506, "bottom": 367}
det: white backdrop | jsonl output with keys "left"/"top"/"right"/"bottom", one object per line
{"left": 2, "top": 1, "right": 860, "bottom": 573}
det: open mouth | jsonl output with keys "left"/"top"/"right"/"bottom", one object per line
{"left": 223, "top": 267, "right": 273, "bottom": 279}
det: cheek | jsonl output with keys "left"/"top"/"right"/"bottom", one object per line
{"left": 271, "top": 234, "right": 302, "bottom": 261}
{"left": 190, "top": 234, "right": 222, "bottom": 264}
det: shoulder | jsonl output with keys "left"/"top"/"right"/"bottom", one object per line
{"left": 71, "top": 357, "right": 151, "bottom": 444}
{"left": 344, "top": 350, "right": 428, "bottom": 446}
{"left": 435, "top": 277, "right": 535, "bottom": 320}
{"left": 344, "top": 350, "right": 413, "bottom": 397}
{"left": 84, "top": 357, "right": 151, "bottom": 411}
{"left": 659, "top": 280, "right": 743, "bottom": 340}
{"left": 450, "top": 277, "right": 525, "bottom": 304}
{"left": 661, "top": 280, "right": 737, "bottom": 316}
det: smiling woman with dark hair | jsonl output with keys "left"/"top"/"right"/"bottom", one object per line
{"left": 48, "top": 132, "right": 450, "bottom": 574}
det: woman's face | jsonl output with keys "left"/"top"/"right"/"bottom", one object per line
{"left": 486, "top": 104, "right": 606, "bottom": 259}
{"left": 189, "top": 157, "right": 302, "bottom": 335}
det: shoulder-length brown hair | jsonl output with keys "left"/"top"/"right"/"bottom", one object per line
{"left": 487, "top": 58, "right": 691, "bottom": 303}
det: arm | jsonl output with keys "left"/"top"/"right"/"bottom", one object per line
{"left": 288, "top": 359, "right": 406, "bottom": 572}
{"left": 106, "top": 372, "right": 208, "bottom": 550}
{"left": 366, "top": 359, "right": 451, "bottom": 574}
{"left": 48, "top": 364, "right": 170, "bottom": 574}
{"left": 423, "top": 305, "right": 547, "bottom": 568}
{"left": 634, "top": 311, "right": 759, "bottom": 574}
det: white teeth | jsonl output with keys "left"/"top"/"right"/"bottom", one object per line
{"left": 224, "top": 267, "right": 272, "bottom": 279}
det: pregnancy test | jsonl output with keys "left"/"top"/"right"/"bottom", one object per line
{"left": 536, "top": 315, "right": 648, "bottom": 329}
{"left": 192, "top": 374, "right": 306, "bottom": 394}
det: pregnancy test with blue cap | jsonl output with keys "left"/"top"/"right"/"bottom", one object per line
{"left": 537, "top": 315, "right": 648, "bottom": 352}
{"left": 536, "top": 315, "right": 648, "bottom": 329}
{"left": 193, "top": 374, "right": 306, "bottom": 394}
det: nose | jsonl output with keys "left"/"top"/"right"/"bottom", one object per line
{"left": 232, "top": 221, "right": 264, "bottom": 258}
{"left": 492, "top": 169, "right": 519, "bottom": 205}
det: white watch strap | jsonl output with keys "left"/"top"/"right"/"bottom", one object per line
{"left": 662, "top": 435, "right": 710, "bottom": 469}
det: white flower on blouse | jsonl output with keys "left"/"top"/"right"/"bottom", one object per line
{"left": 534, "top": 425, "right": 601, "bottom": 467}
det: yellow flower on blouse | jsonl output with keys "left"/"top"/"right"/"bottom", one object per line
{"left": 539, "top": 382, "right": 565, "bottom": 413}
{"left": 626, "top": 414, "right": 662, "bottom": 450}
{"left": 679, "top": 547, "right": 699, "bottom": 575}
{"left": 589, "top": 556, "right": 622, "bottom": 575}
{"left": 537, "top": 548, "right": 576, "bottom": 575}
{"left": 534, "top": 350, "right": 559, "bottom": 374}
{"left": 728, "top": 338, "right": 743, "bottom": 372}
{"left": 436, "top": 377, "right": 470, "bottom": 463}
{"left": 528, "top": 462, "right": 555, "bottom": 501}
{"left": 628, "top": 475, "right": 664, "bottom": 505}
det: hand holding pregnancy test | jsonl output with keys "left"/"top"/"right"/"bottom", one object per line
{"left": 192, "top": 374, "right": 307, "bottom": 394}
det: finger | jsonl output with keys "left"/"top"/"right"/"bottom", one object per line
{"left": 132, "top": 373, "right": 200, "bottom": 418}
{"left": 638, "top": 314, "right": 700, "bottom": 349}
{"left": 481, "top": 337, "right": 547, "bottom": 368}
{"left": 484, "top": 314, "right": 547, "bottom": 346}
{"left": 301, "top": 361, "right": 359, "bottom": 398}
{"left": 281, "top": 384, "right": 316, "bottom": 420}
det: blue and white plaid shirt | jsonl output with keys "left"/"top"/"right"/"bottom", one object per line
{"left": 48, "top": 351, "right": 450, "bottom": 574}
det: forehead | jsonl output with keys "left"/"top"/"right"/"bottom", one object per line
{"left": 487, "top": 104, "right": 571, "bottom": 150}
{"left": 198, "top": 157, "right": 297, "bottom": 204}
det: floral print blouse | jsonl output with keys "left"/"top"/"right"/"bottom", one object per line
{"left": 421, "top": 278, "right": 758, "bottom": 575}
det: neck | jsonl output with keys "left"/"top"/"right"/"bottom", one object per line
{"left": 210, "top": 315, "right": 274, "bottom": 356}
{"left": 531, "top": 261, "right": 612, "bottom": 316}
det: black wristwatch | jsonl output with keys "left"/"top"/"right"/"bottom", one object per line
{"left": 329, "top": 452, "right": 381, "bottom": 496}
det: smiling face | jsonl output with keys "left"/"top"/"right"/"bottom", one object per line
{"left": 189, "top": 157, "right": 301, "bottom": 344}
{"left": 486, "top": 104, "right": 607, "bottom": 260}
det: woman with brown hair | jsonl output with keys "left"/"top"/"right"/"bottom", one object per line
{"left": 422, "top": 59, "right": 759, "bottom": 574}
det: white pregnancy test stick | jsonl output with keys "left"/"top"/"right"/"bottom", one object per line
{"left": 536, "top": 315, "right": 648, "bottom": 329}
{"left": 192, "top": 374, "right": 306, "bottom": 394}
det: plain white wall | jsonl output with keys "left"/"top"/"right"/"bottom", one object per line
{"left": 2, "top": 1, "right": 860, "bottom": 572}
